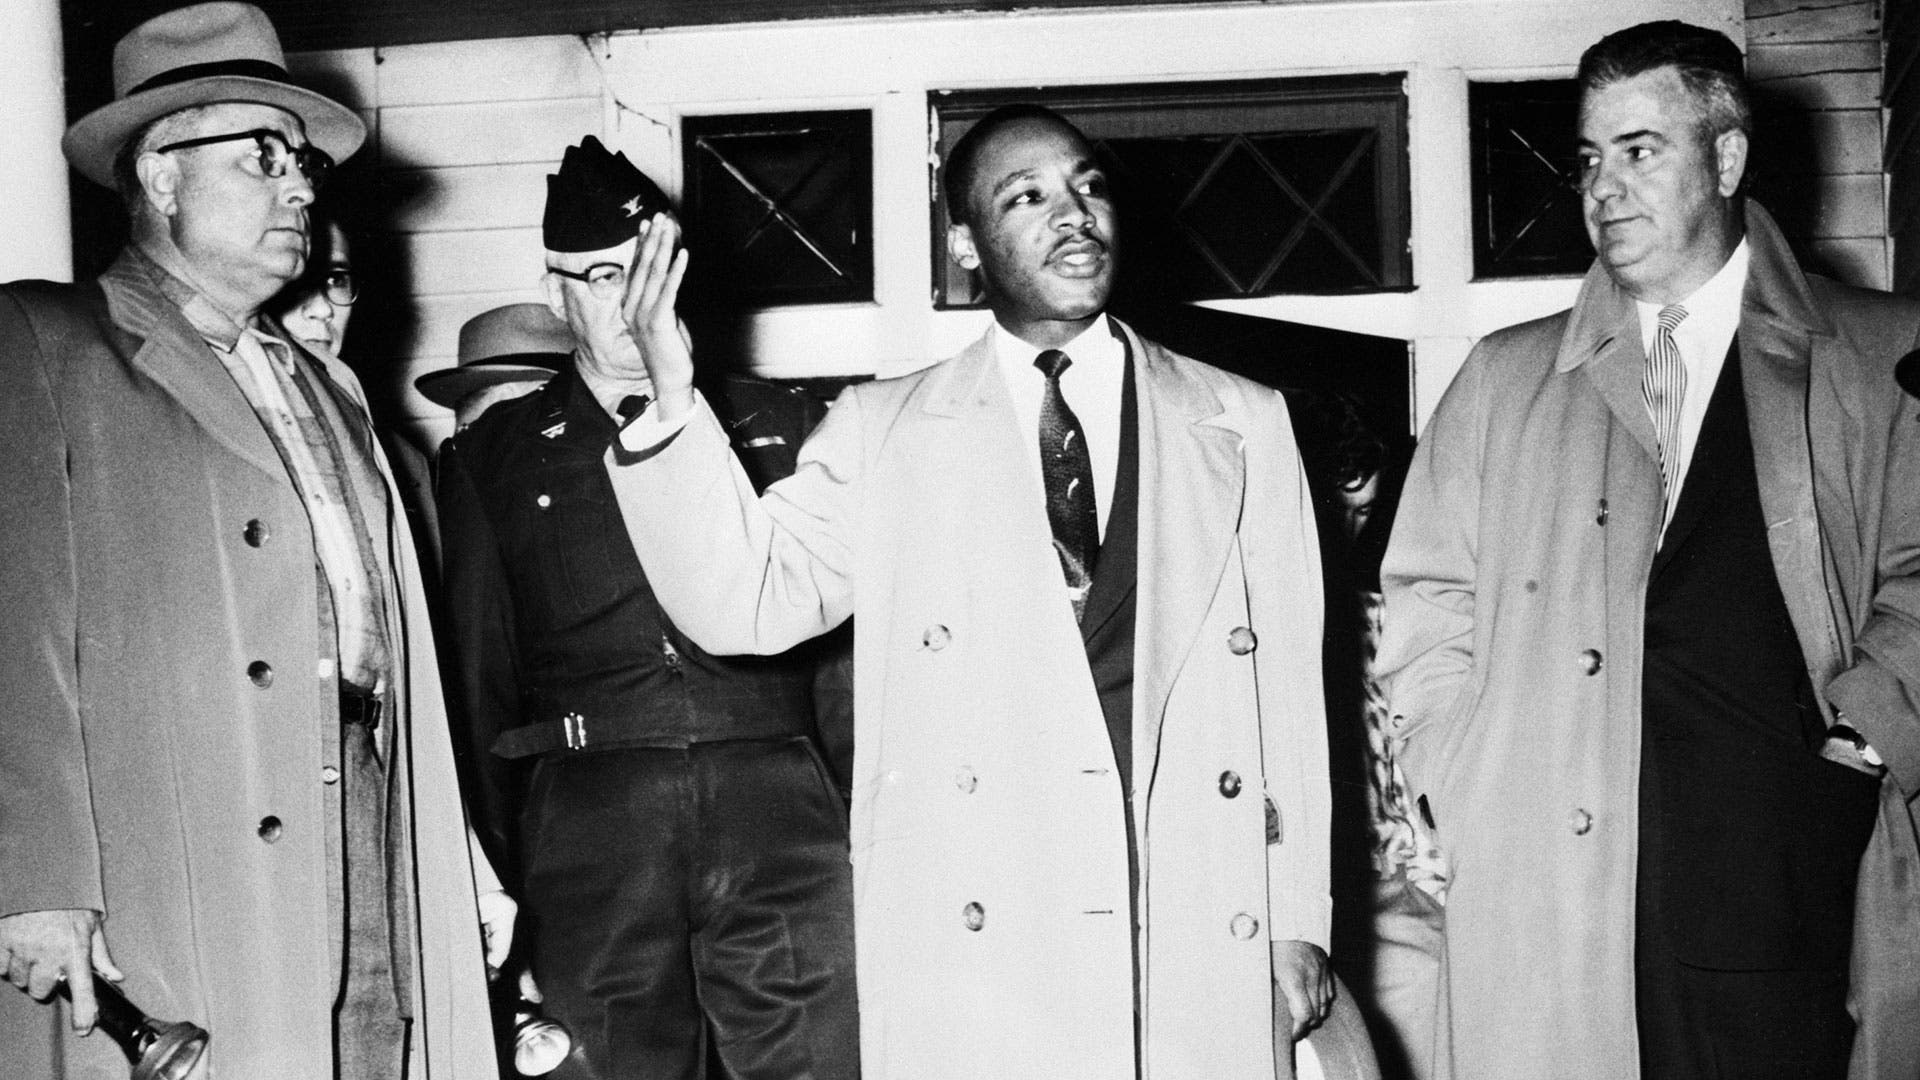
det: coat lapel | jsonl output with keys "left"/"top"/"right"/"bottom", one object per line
{"left": 1129, "top": 321, "right": 1245, "bottom": 797}
{"left": 101, "top": 253, "right": 287, "bottom": 481}
{"left": 1556, "top": 260, "right": 1662, "bottom": 470}
{"left": 1738, "top": 202, "right": 1849, "bottom": 687}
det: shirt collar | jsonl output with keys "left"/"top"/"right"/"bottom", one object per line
{"left": 991, "top": 314, "right": 1123, "bottom": 375}
{"left": 1636, "top": 238, "right": 1750, "bottom": 353}
{"left": 128, "top": 239, "right": 253, "bottom": 352}
{"left": 575, "top": 358, "right": 653, "bottom": 421}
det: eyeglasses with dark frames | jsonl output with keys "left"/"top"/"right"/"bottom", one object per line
{"left": 154, "top": 129, "right": 334, "bottom": 188}
{"left": 546, "top": 262, "right": 628, "bottom": 299}
{"left": 317, "top": 267, "right": 357, "bottom": 307}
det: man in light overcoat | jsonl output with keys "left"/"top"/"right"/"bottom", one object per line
{"left": 1378, "top": 20, "right": 1920, "bottom": 1080}
{"left": 602, "top": 105, "right": 1350, "bottom": 1078}
{"left": 0, "top": 5, "right": 506, "bottom": 1077}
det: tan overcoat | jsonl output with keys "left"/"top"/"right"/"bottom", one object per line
{"left": 0, "top": 250, "right": 497, "bottom": 1079}
{"left": 606, "top": 320, "right": 1331, "bottom": 1079}
{"left": 1377, "top": 203, "right": 1920, "bottom": 1080}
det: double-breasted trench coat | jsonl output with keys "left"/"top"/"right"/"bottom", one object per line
{"left": 605, "top": 319, "right": 1331, "bottom": 1079}
{"left": 1376, "top": 202, "right": 1920, "bottom": 1080}
{"left": 0, "top": 250, "right": 497, "bottom": 1079}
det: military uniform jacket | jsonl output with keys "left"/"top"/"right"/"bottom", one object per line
{"left": 436, "top": 365, "right": 835, "bottom": 868}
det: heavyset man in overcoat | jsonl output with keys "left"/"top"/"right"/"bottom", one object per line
{"left": 0, "top": 5, "right": 503, "bottom": 1078}
{"left": 1378, "top": 21, "right": 1920, "bottom": 1080}
{"left": 603, "top": 105, "right": 1347, "bottom": 1079}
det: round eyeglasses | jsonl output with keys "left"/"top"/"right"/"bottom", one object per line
{"left": 546, "top": 262, "right": 628, "bottom": 300}
{"left": 318, "top": 267, "right": 357, "bottom": 307}
{"left": 154, "top": 129, "right": 334, "bottom": 188}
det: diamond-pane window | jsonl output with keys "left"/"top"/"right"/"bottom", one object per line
{"left": 1470, "top": 80, "right": 1590, "bottom": 279}
{"left": 682, "top": 110, "right": 871, "bottom": 306}
{"left": 932, "top": 77, "right": 1410, "bottom": 307}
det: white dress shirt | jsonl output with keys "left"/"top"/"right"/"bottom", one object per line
{"left": 991, "top": 314, "right": 1126, "bottom": 541}
{"left": 1634, "top": 238, "right": 1750, "bottom": 530}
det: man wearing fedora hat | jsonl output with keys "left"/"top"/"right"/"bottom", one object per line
{"left": 431, "top": 136, "right": 857, "bottom": 1079}
{"left": 0, "top": 4, "right": 504, "bottom": 1078}
{"left": 418, "top": 304, "right": 570, "bottom": 435}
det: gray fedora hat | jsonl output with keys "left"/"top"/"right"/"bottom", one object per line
{"left": 63, "top": 2, "right": 366, "bottom": 189}
{"left": 415, "top": 304, "right": 572, "bottom": 409}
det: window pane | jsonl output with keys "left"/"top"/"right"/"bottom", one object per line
{"left": 931, "top": 76, "right": 1410, "bottom": 307}
{"left": 1469, "top": 80, "right": 1589, "bottom": 279}
{"left": 683, "top": 110, "right": 872, "bottom": 306}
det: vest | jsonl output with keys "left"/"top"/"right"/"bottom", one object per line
{"left": 1638, "top": 343, "right": 1879, "bottom": 973}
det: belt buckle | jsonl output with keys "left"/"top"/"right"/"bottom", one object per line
{"left": 562, "top": 713, "right": 588, "bottom": 750}
{"left": 340, "top": 684, "right": 381, "bottom": 730}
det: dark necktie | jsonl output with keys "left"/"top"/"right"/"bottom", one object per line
{"left": 1035, "top": 349, "right": 1099, "bottom": 620}
{"left": 617, "top": 393, "right": 652, "bottom": 422}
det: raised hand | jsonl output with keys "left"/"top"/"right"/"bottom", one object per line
{"left": 621, "top": 213, "right": 695, "bottom": 420}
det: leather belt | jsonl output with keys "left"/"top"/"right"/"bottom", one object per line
{"left": 491, "top": 712, "right": 812, "bottom": 760}
{"left": 340, "top": 683, "right": 382, "bottom": 729}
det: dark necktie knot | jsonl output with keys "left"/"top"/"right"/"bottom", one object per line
{"left": 617, "top": 393, "right": 652, "bottom": 421}
{"left": 1035, "top": 349, "right": 1072, "bottom": 380}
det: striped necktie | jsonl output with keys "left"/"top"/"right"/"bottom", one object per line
{"left": 1035, "top": 348, "right": 1099, "bottom": 620}
{"left": 1643, "top": 303, "right": 1688, "bottom": 527}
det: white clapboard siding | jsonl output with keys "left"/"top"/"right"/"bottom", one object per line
{"left": 1885, "top": 0, "right": 1920, "bottom": 295}
{"left": 397, "top": 228, "right": 549, "bottom": 296}
{"left": 374, "top": 36, "right": 604, "bottom": 107}
{"left": 1746, "top": 1, "right": 1888, "bottom": 289}
{"left": 382, "top": 98, "right": 604, "bottom": 168}
{"left": 1748, "top": 0, "right": 1880, "bottom": 44}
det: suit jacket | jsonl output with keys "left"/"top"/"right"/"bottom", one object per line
{"left": 1376, "top": 202, "right": 1920, "bottom": 1080}
{"left": 606, "top": 317, "right": 1330, "bottom": 1079}
{"left": 0, "top": 249, "right": 496, "bottom": 1080}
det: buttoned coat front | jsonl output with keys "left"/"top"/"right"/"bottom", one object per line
{"left": 0, "top": 252, "right": 497, "bottom": 1079}
{"left": 1376, "top": 203, "right": 1920, "bottom": 1080}
{"left": 606, "top": 320, "right": 1330, "bottom": 1079}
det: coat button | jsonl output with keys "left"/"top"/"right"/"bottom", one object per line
{"left": 922, "top": 624, "right": 951, "bottom": 651}
{"left": 1229, "top": 912, "right": 1260, "bottom": 940}
{"left": 243, "top": 519, "right": 271, "bottom": 547}
{"left": 247, "top": 661, "right": 274, "bottom": 688}
{"left": 954, "top": 767, "right": 977, "bottom": 794}
{"left": 1578, "top": 649, "right": 1603, "bottom": 676}
{"left": 1569, "top": 808, "right": 1593, "bottom": 835}
{"left": 1218, "top": 770, "right": 1243, "bottom": 798}
{"left": 257, "top": 816, "right": 283, "bottom": 843}
{"left": 321, "top": 766, "right": 341, "bottom": 785}
{"left": 1595, "top": 499, "right": 1608, "bottom": 526}
{"left": 962, "top": 902, "right": 986, "bottom": 931}
{"left": 536, "top": 494, "right": 552, "bottom": 508}
{"left": 1228, "top": 627, "right": 1258, "bottom": 656}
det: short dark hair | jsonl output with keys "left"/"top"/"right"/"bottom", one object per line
{"left": 941, "top": 103, "right": 1083, "bottom": 227}
{"left": 1577, "top": 20, "right": 1750, "bottom": 141}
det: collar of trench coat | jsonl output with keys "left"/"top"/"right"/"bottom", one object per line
{"left": 1548, "top": 199, "right": 1849, "bottom": 696}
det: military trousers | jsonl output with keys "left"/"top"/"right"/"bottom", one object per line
{"left": 520, "top": 736, "right": 858, "bottom": 1080}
